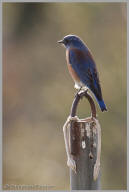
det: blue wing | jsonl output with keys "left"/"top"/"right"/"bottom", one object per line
{"left": 69, "top": 48, "right": 103, "bottom": 101}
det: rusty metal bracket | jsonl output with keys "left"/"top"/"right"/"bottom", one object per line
{"left": 70, "top": 90, "right": 96, "bottom": 118}
{"left": 69, "top": 90, "right": 101, "bottom": 190}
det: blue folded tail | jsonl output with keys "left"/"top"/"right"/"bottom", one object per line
{"left": 98, "top": 100, "right": 107, "bottom": 112}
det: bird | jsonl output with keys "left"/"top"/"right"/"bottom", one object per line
{"left": 58, "top": 34, "right": 107, "bottom": 112}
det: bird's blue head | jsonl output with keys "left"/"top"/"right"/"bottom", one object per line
{"left": 58, "top": 35, "right": 86, "bottom": 50}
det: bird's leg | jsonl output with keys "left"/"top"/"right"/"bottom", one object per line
{"left": 78, "top": 87, "right": 88, "bottom": 96}
{"left": 74, "top": 86, "right": 82, "bottom": 98}
{"left": 78, "top": 86, "right": 82, "bottom": 93}
{"left": 75, "top": 86, "right": 82, "bottom": 96}
{"left": 63, "top": 116, "right": 76, "bottom": 173}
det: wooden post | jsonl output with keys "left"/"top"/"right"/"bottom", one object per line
{"left": 70, "top": 91, "right": 101, "bottom": 190}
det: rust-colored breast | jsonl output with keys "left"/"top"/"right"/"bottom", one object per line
{"left": 66, "top": 49, "right": 80, "bottom": 82}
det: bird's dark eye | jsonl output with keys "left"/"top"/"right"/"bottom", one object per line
{"left": 64, "top": 39, "right": 69, "bottom": 44}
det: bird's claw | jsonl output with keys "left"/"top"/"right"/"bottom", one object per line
{"left": 67, "top": 156, "right": 76, "bottom": 173}
{"left": 78, "top": 88, "right": 88, "bottom": 96}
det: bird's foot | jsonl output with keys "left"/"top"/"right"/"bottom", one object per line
{"left": 67, "top": 156, "right": 76, "bottom": 173}
{"left": 74, "top": 83, "right": 81, "bottom": 90}
{"left": 78, "top": 87, "right": 88, "bottom": 96}
{"left": 74, "top": 86, "right": 82, "bottom": 97}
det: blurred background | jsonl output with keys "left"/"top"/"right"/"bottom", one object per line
{"left": 3, "top": 2, "right": 127, "bottom": 190}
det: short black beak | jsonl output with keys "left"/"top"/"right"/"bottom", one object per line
{"left": 57, "top": 39, "right": 64, "bottom": 44}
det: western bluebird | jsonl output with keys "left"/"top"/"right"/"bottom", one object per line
{"left": 58, "top": 35, "right": 107, "bottom": 112}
